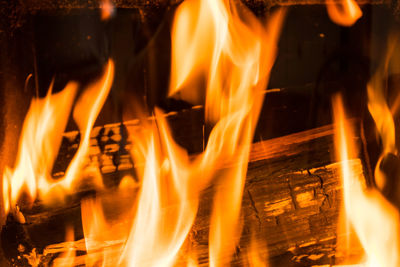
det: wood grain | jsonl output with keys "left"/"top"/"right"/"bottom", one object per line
{"left": 1, "top": 112, "right": 364, "bottom": 266}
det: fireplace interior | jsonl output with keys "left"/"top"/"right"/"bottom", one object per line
{"left": 1, "top": 0, "right": 400, "bottom": 266}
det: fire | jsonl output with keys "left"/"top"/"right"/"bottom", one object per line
{"left": 168, "top": 0, "right": 284, "bottom": 265}
{"left": 3, "top": 0, "right": 285, "bottom": 265}
{"left": 332, "top": 94, "right": 400, "bottom": 267}
{"left": 4, "top": 0, "right": 399, "bottom": 265}
{"left": 3, "top": 60, "right": 114, "bottom": 213}
{"left": 52, "top": 226, "right": 76, "bottom": 267}
{"left": 245, "top": 231, "right": 268, "bottom": 267}
{"left": 77, "top": 0, "right": 283, "bottom": 265}
{"left": 367, "top": 37, "right": 398, "bottom": 190}
{"left": 2, "top": 81, "right": 78, "bottom": 214}
{"left": 116, "top": 1, "right": 284, "bottom": 264}
{"left": 326, "top": 0, "right": 362, "bottom": 27}
{"left": 100, "top": 0, "right": 115, "bottom": 20}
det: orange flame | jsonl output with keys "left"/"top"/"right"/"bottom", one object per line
{"left": 100, "top": 0, "right": 115, "bottom": 21}
{"left": 52, "top": 226, "right": 76, "bottom": 267}
{"left": 3, "top": 60, "right": 114, "bottom": 213}
{"left": 4, "top": 0, "right": 285, "bottom": 265}
{"left": 73, "top": 0, "right": 284, "bottom": 266}
{"left": 169, "top": 0, "right": 284, "bottom": 265}
{"left": 326, "top": 0, "right": 362, "bottom": 27}
{"left": 119, "top": 112, "right": 202, "bottom": 266}
{"left": 3, "top": 81, "right": 78, "bottom": 214}
{"left": 245, "top": 231, "right": 268, "bottom": 267}
{"left": 332, "top": 94, "right": 400, "bottom": 267}
{"left": 367, "top": 38, "right": 398, "bottom": 190}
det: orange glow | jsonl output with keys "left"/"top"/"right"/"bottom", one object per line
{"left": 100, "top": 0, "right": 115, "bottom": 20}
{"left": 245, "top": 232, "right": 268, "bottom": 267}
{"left": 2, "top": 81, "right": 78, "bottom": 214}
{"left": 4, "top": 0, "right": 286, "bottom": 264}
{"left": 326, "top": 0, "right": 362, "bottom": 27}
{"left": 3, "top": 60, "right": 114, "bottom": 213}
{"left": 81, "top": 197, "right": 126, "bottom": 267}
{"left": 169, "top": 0, "right": 284, "bottom": 265}
{"left": 72, "top": 0, "right": 284, "bottom": 265}
{"left": 52, "top": 226, "right": 76, "bottom": 267}
{"left": 332, "top": 94, "right": 400, "bottom": 267}
{"left": 119, "top": 112, "right": 201, "bottom": 266}
{"left": 61, "top": 59, "right": 114, "bottom": 191}
{"left": 367, "top": 39, "right": 398, "bottom": 190}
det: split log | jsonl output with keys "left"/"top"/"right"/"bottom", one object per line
{"left": 1, "top": 110, "right": 365, "bottom": 266}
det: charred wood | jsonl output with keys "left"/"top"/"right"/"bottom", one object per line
{"left": 1, "top": 111, "right": 365, "bottom": 266}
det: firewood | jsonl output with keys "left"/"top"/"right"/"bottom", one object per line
{"left": 5, "top": 160, "right": 363, "bottom": 266}
{"left": 1, "top": 110, "right": 364, "bottom": 266}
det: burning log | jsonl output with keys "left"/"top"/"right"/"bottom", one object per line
{"left": 1, "top": 108, "right": 365, "bottom": 266}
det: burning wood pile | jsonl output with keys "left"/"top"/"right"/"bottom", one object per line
{"left": 1, "top": 0, "right": 400, "bottom": 266}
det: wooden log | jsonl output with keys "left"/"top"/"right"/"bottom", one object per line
{"left": 22, "top": 156, "right": 362, "bottom": 267}
{"left": 1, "top": 115, "right": 364, "bottom": 266}
{"left": 13, "top": 161, "right": 362, "bottom": 266}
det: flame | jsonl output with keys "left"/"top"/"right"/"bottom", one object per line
{"left": 119, "top": 112, "right": 201, "bottom": 267}
{"left": 100, "top": 0, "right": 115, "bottom": 20}
{"left": 81, "top": 197, "right": 124, "bottom": 267}
{"left": 52, "top": 226, "right": 76, "bottom": 267}
{"left": 245, "top": 232, "right": 268, "bottom": 267}
{"left": 3, "top": 82, "right": 78, "bottom": 214}
{"left": 326, "top": 0, "right": 362, "bottom": 27}
{"left": 78, "top": 176, "right": 137, "bottom": 267}
{"left": 3, "top": 60, "right": 114, "bottom": 213}
{"left": 170, "top": 1, "right": 284, "bottom": 264}
{"left": 4, "top": 0, "right": 285, "bottom": 264}
{"left": 367, "top": 38, "right": 398, "bottom": 190}
{"left": 169, "top": 0, "right": 284, "bottom": 265}
{"left": 61, "top": 59, "right": 114, "bottom": 190}
{"left": 75, "top": 0, "right": 284, "bottom": 266}
{"left": 332, "top": 94, "right": 400, "bottom": 267}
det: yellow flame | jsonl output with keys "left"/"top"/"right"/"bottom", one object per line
{"left": 245, "top": 231, "right": 268, "bottom": 267}
{"left": 118, "top": 112, "right": 200, "bottom": 267}
{"left": 100, "top": 0, "right": 115, "bottom": 21}
{"left": 3, "top": 81, "right": 78, "bottom": 213}
{"left": 169, "top": 0, "right": 284, "bottom": 265}
{"left": 367, "top": 38, "right": 398, "bottom": 190}
{"left": 332, "top": 94, "right": 400, "bottom": 267}
{"left": 78, "top": 1, "right": 284, "bottom": 266}
{"left": 5, "top": 0, "right": 286, "bottom": 265}
{"left": 62, "top": 59, "right": 114, "bottom": 190}
{"left": 3, "top": 60, "right": 114, "bottom": 213}
{"left": 326, "top": 0, "right": 362, "bottom": 27}
{"left": 81, "top": 197, "right": 123, "bottom": 267}
{"left": 53, "top": 226, "right": 76, "bottom": 267}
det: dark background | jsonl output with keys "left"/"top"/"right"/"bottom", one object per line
{"left": 1, "top": 2, "right": 398, "bottom": 134}
{"left": 1, "top": 1, "right": 400, "bottom": 266}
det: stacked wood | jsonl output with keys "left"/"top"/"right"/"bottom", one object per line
{"left": 1, "top": 107, "right": 365, "bottom": 266}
